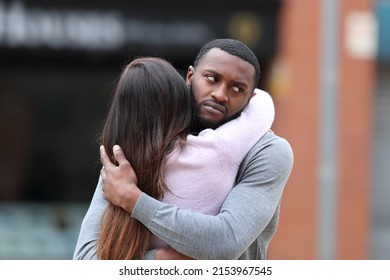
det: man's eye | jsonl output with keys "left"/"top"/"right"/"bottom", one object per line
{"left": 206, "top": 76, "right": 216, "bottom": 82}
{"left": 233, "top": 86, "right": 243, "bottom": 93}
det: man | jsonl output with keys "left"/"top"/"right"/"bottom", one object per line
{"left": 73, "top": 39, "right": 293, "bottom": 260}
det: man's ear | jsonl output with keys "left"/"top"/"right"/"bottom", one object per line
{"left": 247, "top": 90, "right": 256, "bottom": 103}
{"left": 186, "top": 66, "right": 195, "bottom": 86}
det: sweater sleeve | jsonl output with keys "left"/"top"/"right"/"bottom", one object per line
{"left": 132, "top": 134, "right": 294, "bottom": 259}
{"left": 72, "top": 176, "right": 105, "bottom": 260}
{"left": 72, "top": 176, "right": 156, "bottom": 260}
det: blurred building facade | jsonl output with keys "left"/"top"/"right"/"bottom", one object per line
{"left": 0, "top": 0, "right": 388, "bottom": 259}
{"left": 372, "top": 0, "right": 390, "bottom": 260}
{"left": 268, "top": 0, "right": 376, "bottom": 260}
{"left": 0, "top": 0, "right": 279, "bottom": 201}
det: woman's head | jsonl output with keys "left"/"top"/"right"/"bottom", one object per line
{"left": 99, "top": 57, "right": 193, "bottom": 259}
{"left": 103, "top": 57, "right": 193, "bottom": 171}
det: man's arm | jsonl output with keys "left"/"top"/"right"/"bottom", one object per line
{"left": 102, "top": 133, "right": 294, "bottom": 259}
{"left": 73, "top": 147, "right": 188, "bottom": 260}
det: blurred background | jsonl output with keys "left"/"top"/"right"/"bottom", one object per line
{"left": 0, "top": 0, "right": 388, "bottom": 259}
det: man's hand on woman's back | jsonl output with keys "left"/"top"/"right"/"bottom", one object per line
{"left": 99, "top": 145, "right": 141, "bottom": 214}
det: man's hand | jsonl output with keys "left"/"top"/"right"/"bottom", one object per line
{"left": 155, "top": 248, "right": 193, "bottom": 260}
{"left": 100, "top": 145, "right": 142, "bottom": 214}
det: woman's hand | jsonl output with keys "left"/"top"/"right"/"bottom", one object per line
{"left": 100, "top": 145, "right": 142, "bottom": 213}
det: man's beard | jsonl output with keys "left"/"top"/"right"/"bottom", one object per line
{"left": 196, "top": 108, "right": 243, "bottom": 131}
{"left": 190, "top": 86, "right": 244, "bottom": 132}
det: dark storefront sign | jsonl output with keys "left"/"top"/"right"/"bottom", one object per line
{"left": 0, "top": 0, "right": 280, "bottom": 202}
{"left": 0, "top": 0, "right": 280, "bottom": 60}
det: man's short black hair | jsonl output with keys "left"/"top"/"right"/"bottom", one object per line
{"left": 194, "top": 38, "right": 261, "bottom": 88}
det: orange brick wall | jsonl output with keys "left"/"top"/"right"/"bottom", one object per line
{"left": 337, "top": 0, "right": 374, "bottom": 259}
{"left": 267, "top": 0, "right": 374, "bottom": 259}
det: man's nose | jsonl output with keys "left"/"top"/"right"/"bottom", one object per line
{"left": 211, "top": 86, "right": 228, "bottom": 102}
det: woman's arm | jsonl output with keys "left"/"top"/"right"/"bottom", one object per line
{"left": 193, "top": 89, "right": 274, "bottom": 165}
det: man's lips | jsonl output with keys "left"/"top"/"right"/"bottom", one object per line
{"left": 202, "top": 101, "right": 227, "bottom": 116}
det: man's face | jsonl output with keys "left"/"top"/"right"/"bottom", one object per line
{"left": 186, "top": 48, "right": 256, "bottom": 129}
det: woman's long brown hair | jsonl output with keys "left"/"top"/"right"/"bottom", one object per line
{"left": 97, "top": 57, "right": 193, "bottom": 259}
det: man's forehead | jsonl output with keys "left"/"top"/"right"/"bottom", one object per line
{"left": 198, "top": 49, "right": 256, "bottom": 84}
{"left": 200, "top": 48, "right": 253, "bottom": 69}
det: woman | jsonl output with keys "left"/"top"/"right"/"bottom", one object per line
{"left": 97, "top": 57, "right": 274, "bottom": 259}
